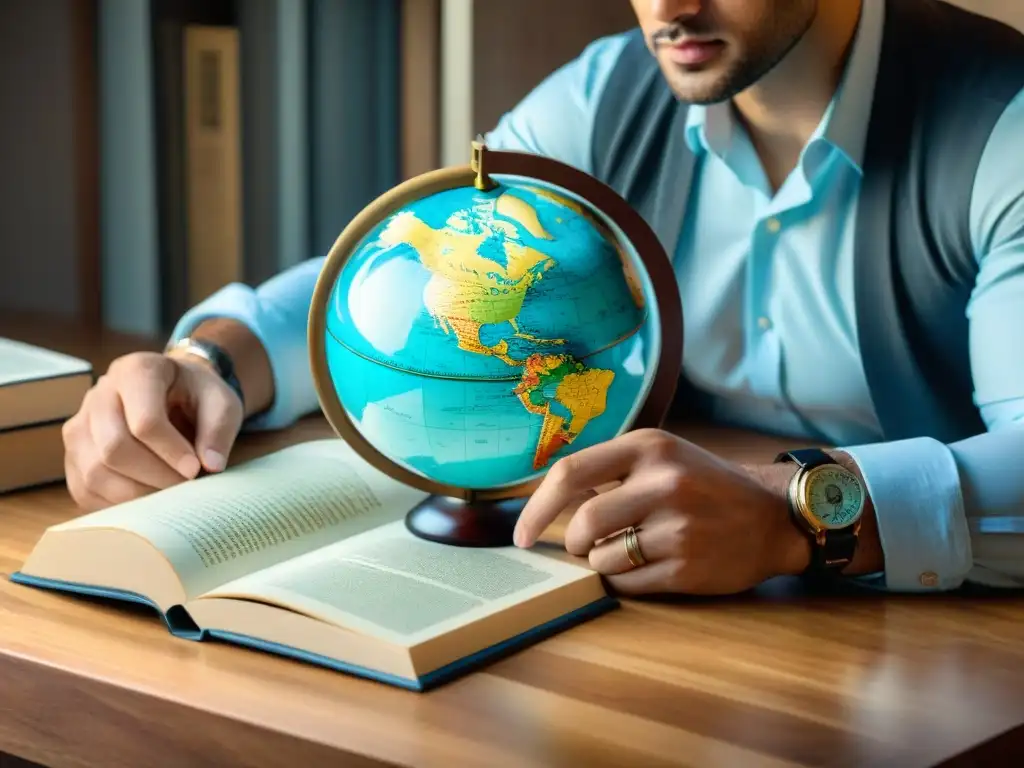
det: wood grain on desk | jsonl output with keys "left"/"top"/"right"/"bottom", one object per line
{"left": 2, "top": 316, "right": 1024, "bottom": 768}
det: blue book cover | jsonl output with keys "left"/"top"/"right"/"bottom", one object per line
{"left": 8, "top": 570, "right": 616, "bottom": 691}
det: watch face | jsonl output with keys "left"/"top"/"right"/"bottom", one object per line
{"left": 803, "top": 465, "right": 864, "bottom": 529}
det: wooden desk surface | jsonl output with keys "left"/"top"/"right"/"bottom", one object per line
{"left": 2, "top": 315, "right": 1024, "bottom": 768}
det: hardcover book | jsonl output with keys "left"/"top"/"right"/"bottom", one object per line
{"left": 11, "top": 439, "right": 615, "bottom": 691}
{"left": 0, "top": 337, "right": 92, "bottom": 431}
{"left": 0, "top": 337, "right": 92, "bottom": 492}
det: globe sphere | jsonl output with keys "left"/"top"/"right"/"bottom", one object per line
{"left": 309, "top": 146, "right": 681, "bottom": 503}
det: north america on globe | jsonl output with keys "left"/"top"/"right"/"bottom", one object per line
{"left": 324, "top": 178, "right": 652, "bottom": 490}
{"left": 377, "top": 188, "right": 618, "bottom": 470}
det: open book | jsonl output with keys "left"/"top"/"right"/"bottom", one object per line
{"left": 11, "top": 439, "right": 614, "bottom": 691}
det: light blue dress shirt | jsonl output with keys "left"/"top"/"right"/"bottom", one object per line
{"left": 171, "top": 0, "right": 1024, "bottom": 592}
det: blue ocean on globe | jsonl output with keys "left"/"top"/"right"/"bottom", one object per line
{"left": 322, "top": 179, "right": 659, "bottom": 491}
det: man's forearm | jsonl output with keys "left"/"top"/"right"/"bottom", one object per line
{"left": 183, "top": 317, "right": 275, "bottom": 419}
{"left": 746, "top": 451, "right": 885, "bottom": 577}
{"left": 165, "top": 259, "right": 326, "bottom": 432}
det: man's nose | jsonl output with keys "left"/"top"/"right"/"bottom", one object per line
{"left": 649, "top": 0, "right": 704, "bottom": 24}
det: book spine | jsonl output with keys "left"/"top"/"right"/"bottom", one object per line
{"left": 237, "top": 0, "right": 310, "bottom": 286}
{"left": 183, "top": 24, "right": 243, "bottom": 306}
{"left": 308, "top": 0, "right": 400, "bottom": 257}
{"left": 98, "top": 0, "right": 161, "bottom": 336}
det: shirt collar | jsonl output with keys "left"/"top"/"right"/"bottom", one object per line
{"left": 683, "top": 0, "right": 885, "bottom": 174}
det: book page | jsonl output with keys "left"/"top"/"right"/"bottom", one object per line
{"left": 199, "top": 520, "right": 595, "bottom": 645}
{"left": 53, "top": 440, "right": 428, "bottom": 599}
{"left": 0, "top": 337, "right": 91, "bottom": 385}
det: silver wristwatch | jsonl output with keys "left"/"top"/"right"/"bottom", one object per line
{"left": 167, "top": 337, "right": 245, "bottom": 409}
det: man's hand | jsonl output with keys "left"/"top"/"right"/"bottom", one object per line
{"left": 62, "top": 351, "right": 244, "bottom": 511}
{"left": 512, "top": 428, "right": 813, "bottom": 595}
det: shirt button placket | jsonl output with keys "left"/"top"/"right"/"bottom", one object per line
{"left": 757, "top": 217, "right": 782, "bottom": 334}
{"left": 746, "top": 215, "right": 783, "bottom": 399}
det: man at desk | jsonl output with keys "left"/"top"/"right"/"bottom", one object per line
{"left": 64, "top": 0, "right": 1024, "bottom": 596}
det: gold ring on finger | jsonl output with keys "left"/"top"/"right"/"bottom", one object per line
{"left": 624, "top": 526, "right": 647, "bottom": 568}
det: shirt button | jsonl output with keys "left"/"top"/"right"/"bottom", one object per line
{"left": 766, "top": 217, "right": 782, "bottom": 234}
{"left": 919, "top": 572, "right": 939, "bottom": 587}
{"left": 757, "top": 316, "right": 772, "bottom": 331}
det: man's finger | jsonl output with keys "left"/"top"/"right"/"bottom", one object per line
{"left": 514, "top": 435, "right": 644, "bottom": 547}
{"left": 563, "top": 479, "right": 669, "bottom": 555}
{"left": 117, "top": 364, "right": 201, "bottom": 479}
{"left": 603, "top": 558, "right": 684, "bottom": 595}
{"left": 65, "top": 457, "right": 111, "bottom": 512}
{"left": 192, "top": 378, "right": 243, "bottom": 473}
{"left": 586, "top": 511, "right": 679, "bottom": 574}
{"left": 88, "top": 387, "right": 195, "bottom": 489}
{"left": 79, "top": 452, "right": 159, "bottom": 507}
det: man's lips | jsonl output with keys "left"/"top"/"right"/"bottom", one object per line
{"left": 663, "top": 38, "right": 725, "bottom": 66}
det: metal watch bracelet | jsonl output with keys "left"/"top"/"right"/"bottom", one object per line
{"left": 168, "top": 337, "right": 245, "bottom": 411}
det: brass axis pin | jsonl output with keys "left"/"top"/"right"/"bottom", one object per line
{"left": 471, "top": 138, "right": 496, "bottom": 191}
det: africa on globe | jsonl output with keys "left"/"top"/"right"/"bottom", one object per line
{"left": 308, "top": 142, "right": 681, "bottom": 545}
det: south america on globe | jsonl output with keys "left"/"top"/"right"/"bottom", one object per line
{"left": 322, "top": 173, "right": 654, "bottom": 492}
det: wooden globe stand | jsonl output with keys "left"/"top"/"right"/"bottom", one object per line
{"left": 404, "top": 495, "right": 528, "bottom": 548}
{"left": 307, "top": 141, "right": 683, "bottom": 548}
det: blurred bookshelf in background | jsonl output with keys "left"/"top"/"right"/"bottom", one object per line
{"left": 0, "top": 0, "right": 1019, "bottom": 494}
{"left": 0, "top": 0, "right": 643, "bottom": 339}
{"left": 1, "top": 0, "right": 1021, "bottom": 341}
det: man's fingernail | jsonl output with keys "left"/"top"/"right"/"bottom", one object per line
{"left": 203, "top": 450, "right": 226, "bottom": 472}
{"left": 178, "top": 454, "right": 201, "bottom": 478}
{"left": 513, "top": 529, "right": 527, "bottom": 547}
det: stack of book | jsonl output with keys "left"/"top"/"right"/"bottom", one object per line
{"left": 0, "top": 338, "right": 92, "bottom": 493}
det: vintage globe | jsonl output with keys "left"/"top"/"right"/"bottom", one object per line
{"left": 308, "top": 143, "right": 681, "bottom": 542}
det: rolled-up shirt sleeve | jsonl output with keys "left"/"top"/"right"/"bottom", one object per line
{"left": 168, "top": 257, "right": 325, "bottom": 431}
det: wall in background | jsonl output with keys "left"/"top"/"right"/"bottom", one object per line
{"left": 438, "top": 0, "right": 636, "bottom": 167}
{"left": 0, "top": 1, "right": 97, "bottom": 323}
{"left": 400, "top": 0, "right": 440, "bottom": 179}
{"left": 471, "top": 0, "right": 636, "bottom": 136}
{"left": 950, "top": 0, "right": 1024, "bottom": 30}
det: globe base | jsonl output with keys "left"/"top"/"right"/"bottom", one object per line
{"left": 405, "top": 494, "right": 527, "bottom": 547}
